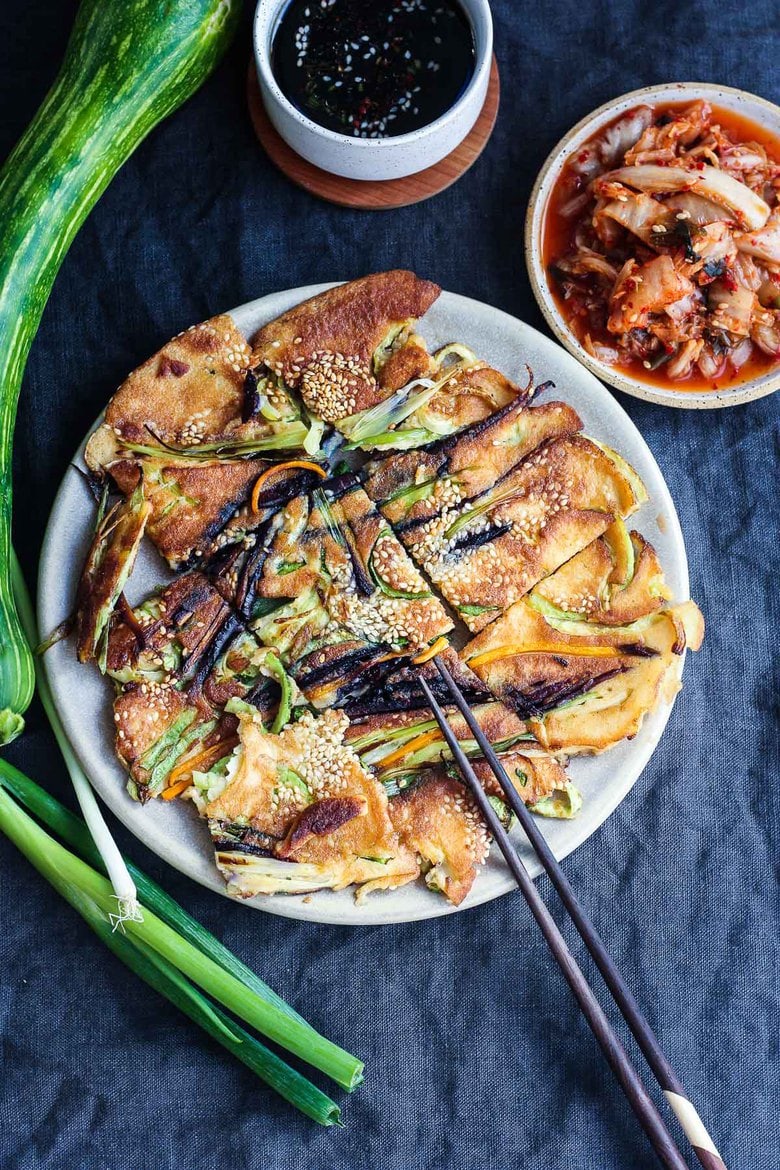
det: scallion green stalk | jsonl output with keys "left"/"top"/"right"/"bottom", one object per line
{"left": 0, "top": 755, "right": 303, "bottom": 1025}
{"left": 0, "top": 787, "right": 340, "bottom": 1125}
{"left": 0, "top": 785, "right": 364, "bottom": 1092}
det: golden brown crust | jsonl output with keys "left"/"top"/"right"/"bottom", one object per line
{"left": 532, "top": 530, "right": 668, "bottom": 624}
{"left": 377, "top": 336, "right": 437, "bottom": 390}
{"left": 207, "top": 710, "right": 419, "bottom": 893}
{"left": 389, "top": 774, "right": 488, "bottom": 906}
{"left": 398, "top": 435, "right": 643, "bottom": 631}
{"left": 364, "top": 399, "right": 583, "bottom": 527}
{"left": 250, "top": 271, "right": 440, "bottom": 384}
{"left": 82, "top": 313, "right": 307, "bottom": 569}
{"left": 463, "top": 598, "right": 703, "bottom": 752}
{"left": 276, "top": 797, "right": 366, "bottom": 858}
{"left": 109, "top": 457, "right": 262, "bottom": 568}
{"left": 87, "top": 316, "right": 254, "bottom": 459}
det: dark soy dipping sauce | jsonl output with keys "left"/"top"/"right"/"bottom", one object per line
{"left": 271, "top": 0, "right": 475, "bottom": 139}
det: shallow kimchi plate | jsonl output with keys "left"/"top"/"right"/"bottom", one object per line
{"left": 39, "top": 285, "right": 691, "bottom": 925}
{"left": 525, "top": 82, "right": 780, "bottom": 410}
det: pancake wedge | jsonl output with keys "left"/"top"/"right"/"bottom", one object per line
{"left": 84, "top": 314, "right": 311, "bottom": 568}
{"left": 363, "top": 395, "right": 582, "bottom": 528}
{"left": 345, "top": 700, "right": 577, "bottom": 905}
{"left": 337, "top": 345, "right": 528, "bottom": 451}
{"left": 105, "top": 572, "right": 301, "bottom": 801}
{"left": 86, "top": 314, "right": 304, "bottom": 465}
{"left": 463, "top": 575, "right": 704, "bottom": 752}
{"left": 251, "top": 270, "right": 439, "bottom": 422}
{"left": 198, "top": 707, "right": 419, "bottom": 899}
{"left": 395, "top": 433, "right": 648, "bottom": 632}
{"left": 75, "top": 483, "right": 151, "bottom": 666}
{"left": 531, "top": 520, "right": 672, "bottom": 625}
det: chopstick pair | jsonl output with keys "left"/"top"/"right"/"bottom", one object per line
{"left": 417, "top": 657, "right": 726, "bottom": 1170}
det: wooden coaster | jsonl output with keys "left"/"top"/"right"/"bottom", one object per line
{"left": 247, "top": 57, "right": 500, "bottom": 210}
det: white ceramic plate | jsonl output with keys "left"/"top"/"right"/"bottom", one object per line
{"left": 525, "top": 82, "right": 780, "bottom": 410}
{"left": 39, "top": 285, "right": 691, "bottom": 925}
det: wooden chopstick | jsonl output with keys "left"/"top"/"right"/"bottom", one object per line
{"left": 425, "top": 657, "right": 727, "bottom": 1170}
{"left": 417, "top": 669, "right": 706, "bottom": 1170}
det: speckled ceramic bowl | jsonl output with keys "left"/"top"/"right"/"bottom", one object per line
{"left": 525, "top": 82, "right": 780, "bottom": 410}
{"left": 253, "top": 0, "right": 492, "bottom": 181}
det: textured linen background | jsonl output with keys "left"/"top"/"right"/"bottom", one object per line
{"left": 1, "top": 2, "right": 778, "bottom": 1167}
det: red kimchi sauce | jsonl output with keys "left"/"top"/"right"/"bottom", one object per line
{"left": 543, "top": 101, "right": 780, "bottom": 393}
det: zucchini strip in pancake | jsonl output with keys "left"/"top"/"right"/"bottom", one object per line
{"left": 224, "top": 475, "right": 452, "bottom": 710}
{"left": 392, "top": 432, "right": 648, "bottom": 633}
{"left": 462, "top": 540, "right": 704, "bottom": 753}
{"left": 196, "top": 707, "right": 419, "bottom": 900}
{"left": 84, "top": 314, "right": 311, "bottom": 569}
{"left": 530, "top": 520, "right": 672, "bottom": 625}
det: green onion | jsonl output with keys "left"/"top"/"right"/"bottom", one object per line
{"left": 443, "top": 481, "right": 525, "bottom": 542}
{"left": 0, "top": 756, "right": 302, "bottom": 1024}
{"left": 121, "top": 423, "right": 309, "bottom": 462}
{"left": 303, "top": 415, "right": 326, "bottom": 456}
{"left": 0, "top": 779, "right": 343, "bottom": 1125}
{"left": 350, "top": 427, "right": 436, "bottom": 450}
{"left": 0, "top": 779, "right": 364, "bottom": 1091}
{"left": 343, "top": 357, "right": 478, "bottom": 450}
{"left": 264, "top": 651, "right": 293, "bottom": 734}
{"left": 341, "top": 377, "right": 438, "bottom": 446}
{"left": 383, "top": 477, "right": 437, "bottom": 508}
{"left": 457, "top": 603, "right": 500, "bottom": 618}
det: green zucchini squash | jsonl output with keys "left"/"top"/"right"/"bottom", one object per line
{"left": 0, "top": 0, "right": 241, "bottom": 743}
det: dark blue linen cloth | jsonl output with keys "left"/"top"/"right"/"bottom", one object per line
{"left": 1, "top": 2, "right": 778, "bottom": 1167}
